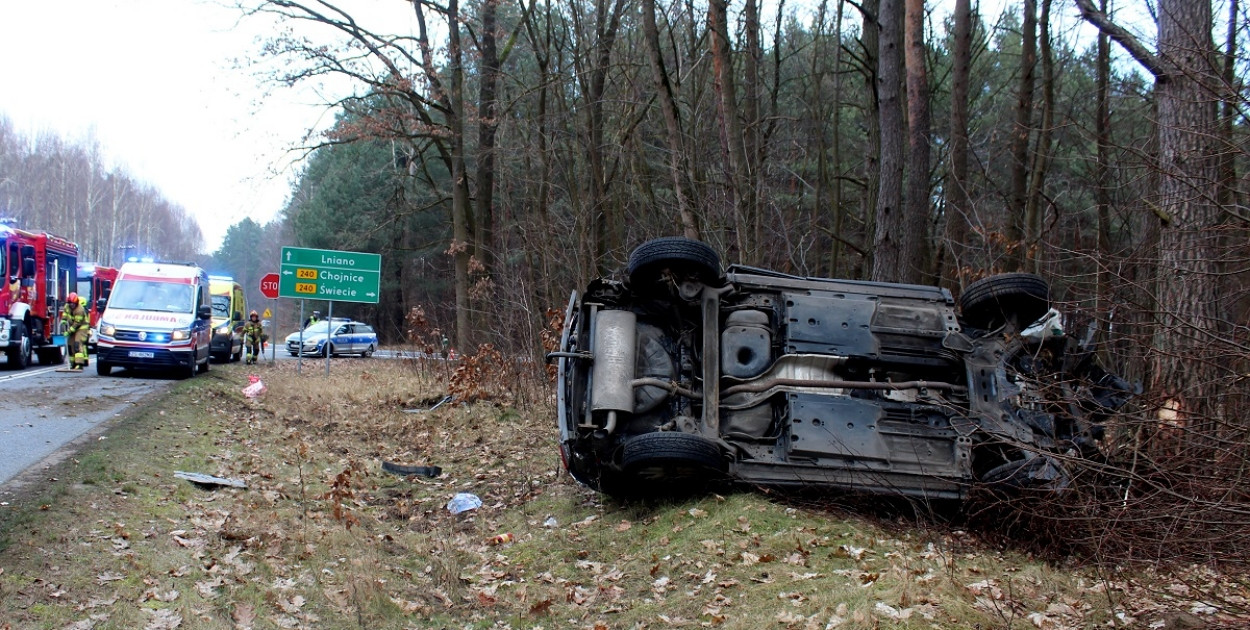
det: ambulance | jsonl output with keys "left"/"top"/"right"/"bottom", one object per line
{"left": 95, "top": 261, "right": 213, "bottom": 378}
{"left": 208, "top": 276, "right": 246, "bottom": 362}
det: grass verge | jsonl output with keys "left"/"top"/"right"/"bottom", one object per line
{"left": 0, "top": 358, "right": 1244, "bottom": 629}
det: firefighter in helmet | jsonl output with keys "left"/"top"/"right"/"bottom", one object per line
{"left": 61, "top": 292, "right": 90, "bottom": 370}
{"left": 241, "top": 310, "right": 265, "bottom": 364}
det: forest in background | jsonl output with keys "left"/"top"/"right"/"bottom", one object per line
{"left": 3, "top": 0, "right": 1250, "bottom": 565}
{"left": 246, "top": 0, "right": 1250, "bottom": 566}
{"left": 0, "top": 119, "right": 204, "bottom": 265}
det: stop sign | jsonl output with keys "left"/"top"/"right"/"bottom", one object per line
{"left": 259, "top": 272, "right": 280, "bottom": 299}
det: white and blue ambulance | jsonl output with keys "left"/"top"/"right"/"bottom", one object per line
{"left": 95, "top": 261, "right": 213, "bottom": 378}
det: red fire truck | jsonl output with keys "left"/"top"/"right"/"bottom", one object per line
{"left": 1, "top": 222, "right": 78, "bottom": 369}
{"left": 76, "top": 262, "right": 119, "bottom": 352}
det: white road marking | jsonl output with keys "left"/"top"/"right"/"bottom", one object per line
{"left": 0, "top": 365, "right": 64, "bottom": 382}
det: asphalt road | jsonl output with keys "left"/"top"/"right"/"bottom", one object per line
{"left": 0, "top": 360, "right": 177, "bottom": 488}
{"left": 0, "top": 345, "right": 420, "bottom": 490}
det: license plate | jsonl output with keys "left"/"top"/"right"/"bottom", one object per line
{"left": 128, "top": 351, "right": 155, "bottom": 359}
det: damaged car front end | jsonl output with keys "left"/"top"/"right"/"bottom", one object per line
{"left": 552, "top": 238, "right": 1132, "bottom": 501}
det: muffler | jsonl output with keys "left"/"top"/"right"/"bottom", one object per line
{"left": 591, "top": 310, "right": 637, "bottom": 424}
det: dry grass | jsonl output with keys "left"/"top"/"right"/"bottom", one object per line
{"left": 0, "top": 356, "right": 1246, "bottom": 629}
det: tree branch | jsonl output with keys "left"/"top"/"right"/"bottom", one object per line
{"left": 1073, "top": 0, "right": 1165, "bottom": 80}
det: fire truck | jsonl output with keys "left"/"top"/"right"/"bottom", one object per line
{"left": 76, "top": 262, "right": 119, "bottom": 352}
{"left": 1, "top": 222, "right": 78, "bottom": 369}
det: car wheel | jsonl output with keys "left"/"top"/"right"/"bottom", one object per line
{"left": 626, "top": 237, "right": 722, "bottom": 290}
{"left": 181, "top": 347, "right": 198, "bottom": 379}
{"left": 97, "top": 361, "right": 112, "bottom": 376}
{"left": 958, "top": 273, "right": 1050, "bottom": 330}
{"left": 622, "top": 432, "right": 726, "bottom": 483}
{"left": 5, "top": 322, "right": 30, "bottom": 370}
{"left": 198, "top": 353, "right": 210, "bottom": 373}
{"left": 362, "top": 344, "right": 374, "bottom": 358}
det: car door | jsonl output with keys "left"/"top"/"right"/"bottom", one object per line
{"left": 336, "top": 324, "right": 354, "bottom": 354}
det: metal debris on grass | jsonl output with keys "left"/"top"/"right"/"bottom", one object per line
{"left": 174, "top": 471, "right": 247, "bottom": 489}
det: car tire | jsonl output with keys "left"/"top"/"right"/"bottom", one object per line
{"left": 198, "top": 353, "right": 210, "bottom": 374}
{"left": 181, "top": 346, "right": 198, "bottom": 379}
{"left": 362, "top": 344, "right": 374, "bottom": 358}
{"left": 5, "top": 322, "right": 30, "bottom": 370}
{"left": 97, "top": 361, "right": 112, "bottom": 376}
{"left": 626, "top": 237, "right": 722, "bottom": 289}
{"left": 622, "top": 432, "right": 726, "bottom": 483}
{"left": 958, "top": 273, "right": 1050, "bottom": 330}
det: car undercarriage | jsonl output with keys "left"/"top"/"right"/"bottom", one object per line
{"left": 552, "top": 238, "right": 1133, "bottom": 501}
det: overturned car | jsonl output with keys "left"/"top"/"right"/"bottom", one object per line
{"left": 551, "top": 238, "right": 1132, "bottom": 501}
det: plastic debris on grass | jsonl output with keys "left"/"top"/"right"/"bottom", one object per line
{"left": 447, "top": 492, "right": 482, "bottom": 514}
{"left": 242, "top": 374, "right": 266, "bottom": 398}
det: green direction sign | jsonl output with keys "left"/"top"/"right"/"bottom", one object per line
{"left": 279, "top": 246, "right": 382, "bottom": 304}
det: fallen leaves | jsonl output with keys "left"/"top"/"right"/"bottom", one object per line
{"left": 231, "top": 603, "right": 256, "bottom": 629}
{"left": 143, "top": 608, "right": 181, "bottom": 630}
{"left": 5, "top": 362, "right": 1248, "bottom": 630}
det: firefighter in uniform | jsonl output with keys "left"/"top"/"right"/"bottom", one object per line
{"left": 241, "top": 310, "right": 265, "bottom": 364}
{"left": 61, "top": 293, "right": 90, "bottom": 370}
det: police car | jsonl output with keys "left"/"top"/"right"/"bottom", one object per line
{"left": 285, "top": 319, "right": 377, "bottom": 357}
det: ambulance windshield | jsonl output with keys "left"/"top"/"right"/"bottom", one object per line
{"left": 109, "top": 280, "right": 194, "bottom": 313}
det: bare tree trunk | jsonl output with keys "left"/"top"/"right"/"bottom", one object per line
{"left": 1095, "top": 0, "right": 1113, "bottom": 345}
{"left": 474, "top": 0, "right": 501, "bottom": 275}
{"left": 942, "top": 0, "right": 973, "bottom": 289}
{"left": 582, "top": 0, "right": 627, "bottom": 274}
{"left": 858, "top": 0, "right": 880, "bottom": 279}
{"left": 709, "top": 0, "right": 752, "bottom": 263}
{"left": 829, "top": 0, "right": 845, "bottom": 277}
{"left": 870, "top": 0, "right": 905, "bottom": 282}
{"left": 1077, "top": 0, "right": 1223, "bottom": 422}
{"left": 743, "top": 0, "right": 762, "bottom": 261}
{"left": 1152, "top": 0, "right": 1221, "bottom": 420}
{"left": 640, "top": 0, "right": 698, "bottom": 238}
{"left": 521, "top": 0, "right": 558, "bottom": 304}
{"left": 813, "top": 0, "right": 846, "bottom": 277}
{"left": 1218, "top": 0, "right": 1238, "bottom": 209}
{"left": 413, "top": 0, "right": 474, "bottom": 350}
{"left": 1007, "top": 0, "right": 1036, "bottom": 272}
{"left": 903, "top": 0, "right": 931, "bottom": 283}
{"left": 1024, "top": 0, "right": 1054, "bottom": 274}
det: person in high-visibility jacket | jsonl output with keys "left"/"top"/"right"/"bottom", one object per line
{"left": 61, "top": 293, "right": 90, "bottom": 370}
{"left": 241, "top": 310, "right": 265, "bottom": 364}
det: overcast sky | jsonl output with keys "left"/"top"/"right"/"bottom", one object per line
{"left": 0, "top": 0, "right": 404, "bottom": 253}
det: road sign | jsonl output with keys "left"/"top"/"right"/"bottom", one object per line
{"left": 262, "top": 308, "right": 272, "bottom": 319}
{"left": 260, "top": 273, "right": 280, "bottom": 299}
{"left": 278, "top": 246, "right": 381, "bottom": 304}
